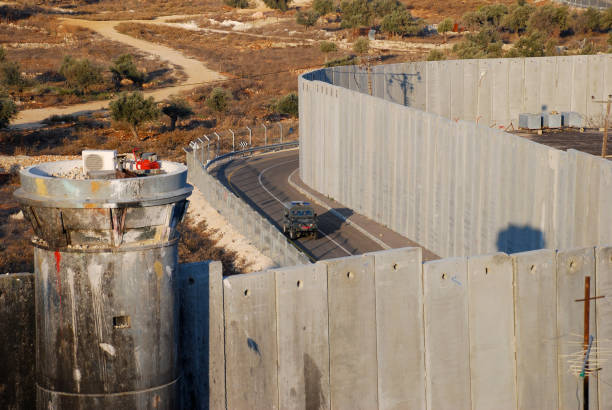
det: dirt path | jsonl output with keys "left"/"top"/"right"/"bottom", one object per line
{"left": 12, "top": 17, "right": 225, "bottom": 129}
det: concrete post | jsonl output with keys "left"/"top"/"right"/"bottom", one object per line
{"left": 229, "top": 129, "right": 235, "bottom": 152}
{"left": 262, "top": 123, "right": 267, "bottom": 147}
{"left": 14, "top": 159, "right": 192, "bottom": 409}
{"left": 214, "top": 132, "right": 221, "bottom": 157}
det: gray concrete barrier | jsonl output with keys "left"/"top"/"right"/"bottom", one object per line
{"left": 186, "top": 148, "right": 311, "bottom": 267}
{"left": 5, "top": 245, "right": 612, "bottom": 409}
{"left": 299, "top": 55, "right": 612, "bottom": 258}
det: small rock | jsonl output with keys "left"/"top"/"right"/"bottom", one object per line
{"left": 9, "top": 211, "right": 24, "bottom": 221}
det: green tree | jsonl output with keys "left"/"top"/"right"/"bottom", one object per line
{"left": 427, "top": 49, "right": 446, "bottom": 61}
{"left": 462, "top": 4, "right": 509, "bottom": 30}
{"left": 340, "top": 0, "right": 373, "bottom": 28}
{"left": 506, "top": 30, "right": 555, "bottom": 57}
{"left": 263, "top": 0, "right": 290, "bottom": 11}
{"left": 500, "top": 3, "right": 534, "bottom": 33}
{"left": 380, "top": 9, "right": 424, "bottom": 37}
{"left": 0, "top": 92, "right": 17, "bottom": 128}
{"left": 320, "top": 41, "right": 337, "bottom": 53}
{"left": 162, "top": 97, "right": 194, "bottom": 130}
{"left": 372, "top": 0, "right": 403, "bottom": 18}
{"left": 438, "top": 18, "right": 453, "bottom": 42}
{"left": 313, "top": 0, "right": 334, "bottom": 15}
{"left": 527, "top": 4, "right": 569, "bottom": 35}
{"left": 206, "top": 87, "right": 231, "bottom": 112}
{"left": 583, "top": 7, "right": 602, "bottom": 31}
{"left": 224, "top": 0, "right": 250, "bottom": 8}
{"left": 353, "top": 36, "right": 370, "bottom": 54}
{"left": 110, "top": 54, "right": 145, "bottom": 88}
{"left": 0, "top": 61, "right": 22, "bottom": 87}
{"left": 273, "top": 93, "right": 298, "bottom": 117}
{"left": 452, "top": 28, "right": 503, "bottom": 59}
{"left": 110, "top": 92, "right": 160, "bottom": 138}
{"left": 601, "top": 6, "right": 612, "bottom": 31}
{"left": 59, "top": 56, "right": 103, "bottom": 94}
{"left": 296, "top": 10, "right": 320, "bottom": 29}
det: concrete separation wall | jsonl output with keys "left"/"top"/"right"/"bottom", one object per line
{"left": 186, "top": 149, "right": 311, "bottom": 267}
{"left": 299, "top": 55, "right": 612, "bottom": 257}
{"left": 5, "top": 246, "right": 612, "bottom": 409}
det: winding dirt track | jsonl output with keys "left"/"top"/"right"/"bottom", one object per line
{"left": 12, "top": 17, "right": 225, "bottom": 129}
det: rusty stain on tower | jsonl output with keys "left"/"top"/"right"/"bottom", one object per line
{"left": 14, "top": 151, "right": 192, "bottom": 409}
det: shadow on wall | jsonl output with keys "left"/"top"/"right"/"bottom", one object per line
{"left": 385, "top": 72, "right": 421, "bottom": 107}
{"left": 496, "top": 224, "right": 546, "bottom": 254}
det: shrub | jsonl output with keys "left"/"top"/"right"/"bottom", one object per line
{"left": 500, "top": 3, "right": 535, "bottom": 33}
{"left": 452, "top": 28, "right": 503, "bottom": 59}
{"left": 320, "top": 41, "right": 337, "bottom": 53}
{"left": 110, "top": 92, "right": 160, "bottom": 138}
{"left": 206, "top": 87, "right": 231, "bottom": 112}
{"left": 601, "top": 7, "right": 612, "bottom": 31}
{"left": 0, "top": 60, "right": 23, "bottom": 87}
{"left": 313, "top": 0, "right": 334, "bottom": 16}
{"left": 162, "top": 97, "right": 194, "bottom": 130}
{"left": 325, "top": 55, "right": 357, "bottom": 67}
{"left": 0, "top": 92, "right": 17, "bottom": 128}
{"left": 273, "top": 93, "right": 298, "bottom": 117}
{"left": 608, "top": 31, "right": 612, "bottom": 47}
{"left": 381, "top": 9, "right": 424, "bottom": 36}
{"left": 526, "top": 4, "right": 569, "bottom": 35}
{"left": 110, "top": 54, "right": 145, "bottom": 88}
{"left": 437, "top": 18, "right": 453, "bottom": 41}
{"left": 59, "top": 56, "right": 103, "bottom": 94}
{"left": 505, "top": 30, "right": 555, "bottom": 57}
{"left": 224, "top": 0, "right": 250, "bottom": 8}
{"left": 353, "top": 36, "right": 370, "bottom": 54}
{"left": 372, "top": 0, "right": 404, "bottom": 18}
{"left": 583, "top": 7, "right": 602, "bottom": 31}
{"left": 263, "top": 0, "right": 290, "bottom": 11}
{"left": 427, "top": 49, "right": 446, "bottom": 61}
{"left": 340, "top": 0, "right": 373, "bottom": 28}
{"left": 462, "top": 3, "right": 508, "bottom": 30}
{"left": 296, "top": 10, "right": 320, "bottom": 28}
{"left": 0, "top": 46, "right": 5, "bottom": 62}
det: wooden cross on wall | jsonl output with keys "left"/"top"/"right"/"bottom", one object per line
{"left": 574, "top": 276, "right": 605, "bottom": 410}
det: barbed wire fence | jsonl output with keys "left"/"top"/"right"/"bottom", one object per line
{"left": 190, "top": 119, "right": 299, "bottom": 165}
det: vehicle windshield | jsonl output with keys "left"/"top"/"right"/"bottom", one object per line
{"left": 291, "top": 209, "right": 313, "bottom": 217}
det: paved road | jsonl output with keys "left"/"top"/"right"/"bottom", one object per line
{"left": 212, "top": 149, "right": 438, "bottom": 261}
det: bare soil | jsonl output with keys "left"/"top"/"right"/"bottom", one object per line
{"left": 513, "top": 128, "right": 612, "bottom": 159}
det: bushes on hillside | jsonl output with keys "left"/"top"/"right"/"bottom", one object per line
{"left": 110, "top": 92, "right": 160, "bottom": 138}
{"left": 427, "top": 49, "right": 446, "bottom": 61}
{"left": 206, "top": 87, "right": 231, "bottom": 112}
{"left": 313, "top": 0, "right": 334, "bottom": 16}
{"left": 110, "top": 54, "right": 145, "bottom": 88}
{"left": 272, "top": 93, "right": 298, "bottom": 117}
{"left": 340, "top": 0, "right": 374, "bottom": 28}
{"left": 296, "top": 10, "right": 320, "bottom": 28}
{"left": 224, "top": 0, "right": 250, "bottom": 8}
{"left": 452, "top": 28, "right": 503, "bottom": 59}
{"left": 381, "top": 9, "right": 424, "bottom": 36}
{"left": 0, "top": 60, "right": 23, "bottom": 87}
{"left": 0, "top": 92, "right": 17, "bottom": 128}
{"left": 263, "top": 0, "right": 290, "bottom": 11}
{"left": 59, "top": 56, "right": 103, "bottom": 94}
{"left": 506, "top": 30, "right": 556, "bottom": 57}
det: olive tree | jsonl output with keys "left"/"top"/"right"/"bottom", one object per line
{"left": 110, "top": 92, "right": 160, "bottom": 138}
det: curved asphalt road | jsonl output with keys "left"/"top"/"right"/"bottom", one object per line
{"left": 212, "top": 149, "right": 437, "bottom": 261}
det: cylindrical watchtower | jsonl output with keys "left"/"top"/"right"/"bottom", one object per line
{"left": 14, "top": 157, "right": 192, "bottom": 409}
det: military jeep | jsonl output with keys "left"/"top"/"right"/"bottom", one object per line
{"left": 282, "top": 201, "right": 318, "bottom": 240}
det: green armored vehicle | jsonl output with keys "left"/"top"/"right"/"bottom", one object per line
{"left": 282, "top": 201, "right": 318, "bottom": 240}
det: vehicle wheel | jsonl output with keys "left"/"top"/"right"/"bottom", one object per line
{"left": 289, "top": 230, "right": 296, "bottom": 240}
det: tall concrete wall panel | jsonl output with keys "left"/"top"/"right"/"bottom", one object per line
{"left": 299, "top": 55, "right": 612, "bottom": 258}
{"left": 5, "top": 246, "right": 612, "bottom": 408}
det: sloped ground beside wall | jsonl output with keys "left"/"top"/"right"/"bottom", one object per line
{"left": 299, "top": 56, "right": 612, "bottom": 258}
{"left": 186, "top": 149, "right": 311, "bottom": 267}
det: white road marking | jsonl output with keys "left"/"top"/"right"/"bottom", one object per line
{"left": 257, "top": 159, "right": 353, "bottom": 256}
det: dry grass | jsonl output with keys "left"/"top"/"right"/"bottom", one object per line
{"left": 0, "top": 173, "right": 33, "bottom": 274}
